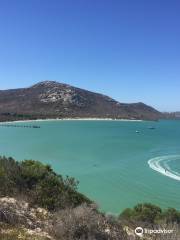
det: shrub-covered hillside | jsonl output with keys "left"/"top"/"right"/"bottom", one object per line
{"left": 0, "top": 156, "right": 180, "bottom": 240}
{"left": 0, "top": 156, "right": 127, "bottom": 240}
{"left": 0, "top": 156, "right": 91, "bottom": 210}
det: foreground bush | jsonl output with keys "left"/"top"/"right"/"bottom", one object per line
{"left": 0, "top": 156, "right": 91, "bottom": 210}
{"left": 51, "top": 203, "right": 127, "bottom": 240}
{"left": 0, "top": 156, "right": 179, "bottom": 239}
{"left": 120, "top": 203, "right": 180, "bottom": 225}
{"left": 0, "top": 197, "right": 128, "bottom": 240}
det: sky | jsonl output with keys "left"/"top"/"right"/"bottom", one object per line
{"left": 0, "top": 0, "right": 179, "bottom": 111}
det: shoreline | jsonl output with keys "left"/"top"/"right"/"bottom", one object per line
{"left": 0, "top": 118, "right": 143, "bottom": 124}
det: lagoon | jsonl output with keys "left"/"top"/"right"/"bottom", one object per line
{"left": 0, "top": 120, "right": 179, "bottom": 214}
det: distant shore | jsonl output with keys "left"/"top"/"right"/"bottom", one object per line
{"left": 0, "top": 118, "right": 143, "bottom": 124}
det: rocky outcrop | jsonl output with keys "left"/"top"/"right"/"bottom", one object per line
{"left": 0, "top": 197, "right": 53, "bottom": 239}
{"left": 0, "top": 197, "right": 128, "bottom": 240}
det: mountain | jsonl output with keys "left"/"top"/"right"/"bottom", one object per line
{"left": 0, "top": 81, "right": 162, "bottom": 121}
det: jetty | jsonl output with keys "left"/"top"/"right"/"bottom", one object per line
{"left": 0, "top": 124, "right": 40, "bottom": 129}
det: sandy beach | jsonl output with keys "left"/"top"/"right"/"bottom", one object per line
{"left": 0, "top": 118, "right": 143, "bottom": 124}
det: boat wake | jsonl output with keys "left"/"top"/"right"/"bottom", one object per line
{"left": 148, "top": 155, "right": 180, "bottom": 181}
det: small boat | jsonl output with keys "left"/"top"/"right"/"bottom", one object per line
{"left": 32, "top": 125, "right": 40, "bottom": 128}
{"left": 148, "top": 127, "right": 155, "bottom": 130}
{"left": 136, "top": 130, "right": 140, "bottom": 133}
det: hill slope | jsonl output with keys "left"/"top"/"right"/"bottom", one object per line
{"left": 0, "top": 81, "right": 162, "bottom": 121}
{"left": 0, "top": 157, "right": 127, "bottom": 240}
{"left": 163, "top": 111, "right": 180, "bottom": 119}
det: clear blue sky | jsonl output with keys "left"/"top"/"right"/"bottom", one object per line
{"left": 0, "top": 0, "right": 179, "bottom": 111}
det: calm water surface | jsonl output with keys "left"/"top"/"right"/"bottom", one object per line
{"left": 0, "top": 120, "right": 179, "bottom": 214}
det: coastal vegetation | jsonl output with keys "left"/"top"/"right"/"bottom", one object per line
{"left": 0, "top": 156, "right": 126, "bottom": 240}
{"left": 0, "top": 156, "right": 179, "bottom": 239}
{"left": 120, "top": 203, "right": 180, "bottom": 225}
{"left": 0, "top": 156, "right": 91, "bottom": 210}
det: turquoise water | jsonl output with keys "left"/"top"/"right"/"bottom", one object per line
{"left": 0, "top": 120, "right": 180, "bottom": 214}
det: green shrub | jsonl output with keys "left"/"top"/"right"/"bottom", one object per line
{"left": 0, "top": 156, "right": 91, "bottom": 211}
{"left": 134, "top": 203, "right": 162, "bottom": 223}
{"left": 161, "top": 208, "right": 180, "bottom": 224}
{"left": 119, "top": 208, "right": 134, "bottom": 221}
{"left": 120, "top": 203, "right": 180, "bottom": 225}
{"left": 120, "top": 203, "right": 162, "bottom": 224}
